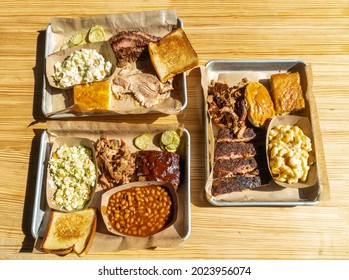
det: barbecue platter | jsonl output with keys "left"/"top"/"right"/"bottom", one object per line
{"left": 33, "top": 121, "right": 190, "bottom": 255}
{"left": 202, "top": 60, "right": 321, "bottom": 206}
{"left": 43, "top": 10, "right": 196, "bottom": 117}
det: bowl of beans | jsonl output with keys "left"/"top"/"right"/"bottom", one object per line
{"left": 100, "top": 181, "right": 178, "bottom": 237}
{"left": 266, "top": 115, "right": 317, "bottom": 188}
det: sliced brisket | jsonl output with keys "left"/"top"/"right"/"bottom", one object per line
{"left": 109, "top": 31, "right": 161, "bottom": 67}
{"left": 214, "top": 141, "right": 257, "bottom": 161}
{"left": 212, "top": 175, "right": 262, "bottom": 195}
{"left": 213, "top": 157, "right": 258, "bottom": 178}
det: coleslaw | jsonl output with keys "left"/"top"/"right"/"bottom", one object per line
{"left": 49, "top": 145, "right": 96, "bottom": 211}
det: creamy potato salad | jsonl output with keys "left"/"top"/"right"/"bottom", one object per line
{"left": 52, "top": 48, "right": 112, "bottom": 87}
{"left": 49, "top": 145, "right": 96, "bottom": 211}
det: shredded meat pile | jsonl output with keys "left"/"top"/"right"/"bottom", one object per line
{"left": 207, "top": 79, "right": 249, "bottom": 138}
{"left": 94, "top": 136, "right": 136, "bottom": 189}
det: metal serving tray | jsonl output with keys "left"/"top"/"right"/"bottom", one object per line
{"left": 204, "top": 59, "right": 325, "bottom": 206}
{"left": 42, "top": 18, "right": 187, "bottom": 118}
{"left": 31, "top": 128, "right": 191, "bottom": 243}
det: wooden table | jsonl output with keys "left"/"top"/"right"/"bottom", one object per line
{"left": 1, "top": 0, "right": 349, "bottom": 260}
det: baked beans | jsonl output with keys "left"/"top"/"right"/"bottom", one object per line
{"left": 106, "top": 185, "right": 173, "bottom": 237}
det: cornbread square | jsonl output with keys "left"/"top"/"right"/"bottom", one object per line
{"left": 270, "top": 72, "right": 305, "bottom": 114}
{"left": 73, "top": 81, "right": 111, "bottom": 111}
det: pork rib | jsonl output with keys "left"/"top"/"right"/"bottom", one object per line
{"left": 136, "top": 150, "right": 181, "bottom": 190}
{"left": 213, "top": 157, "right": 258, "bottom": 178}
{"left": 214, "top": 141, "right": 257, "bottom": 162}
{"left": 212, "top": 175, "right": 262, "bottom": 195}
{"left": 216, "top": 127, "right": 258, "bottom": 143}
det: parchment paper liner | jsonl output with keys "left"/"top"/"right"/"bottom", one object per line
{"left": 266, "top": 115, "right": 317, "bottom": 189}
{"left": 44, "top": 10, "right": 187, "bottom": 116}
{"left": 33, "top": 121, "right": 189, "bottom": 254}
{"left": 45, "top": 40, "right": 117, "bottom": 90}
{"left": 46, "top": 137, "right": 98, "bottom": 212}
{"left": 100, "top": 181, "right": 178, "bottom": 237}
{"left": 201, "top": 63, "right": 323, "bottom": 204}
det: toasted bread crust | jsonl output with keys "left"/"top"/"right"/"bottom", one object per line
{"left": 41, "top": 208, "right": 97, "bottom": 256}
{"left": 148, "top": 27, "right": 199, "bottom": 83}
{"left": 77, "top": 212, "right": 97, "bottom": 256}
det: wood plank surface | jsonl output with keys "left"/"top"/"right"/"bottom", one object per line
{"left": 0, "top": 0, "right": 349, "bottom": 260}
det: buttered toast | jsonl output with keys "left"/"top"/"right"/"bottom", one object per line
{"left": 148, "top": 27, "right": 199, "bottom": 83}
{"left": 41, "top": 208, "right": 97, "bottom": 256}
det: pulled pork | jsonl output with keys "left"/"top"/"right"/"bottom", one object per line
{"left": 207, "top": 78, "right": 249, "bottom": 138}
{"left": 94, "top": 136, "right": 136, "bottom": 189}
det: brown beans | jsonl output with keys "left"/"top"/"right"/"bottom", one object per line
{"left": 106, "top": 185, "right": 173, "bottom": 237}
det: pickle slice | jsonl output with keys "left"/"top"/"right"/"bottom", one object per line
{"left": 160, "top": 130, "right": 175, "bottom": 146}
{"left": 160, "top": 130, "right": 181, "bottom": 152}
{"left": 134, "top": 134, "right": 151, "bottom": 150}
{"left": 68, "top": 31, "right": 85, "bottom": 46}
{"left": 165, "top": 144, "right": 178, "bottom": 153}
{"left": 60, "top": 42, "right": 73, "bottom": 50}
{"left": 172, "top": 132, "right": 180, "bottom": 147}
{"left": 88, "top": 25, "right": 105, "bottom": 43}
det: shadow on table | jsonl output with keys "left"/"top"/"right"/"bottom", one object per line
{"left": 31, "top": 29, "right": 47, "bottom": 124}
{"left": 20, "top": 129, "right": 45, "bottom": 252}
{"left": 19, "top": 30, "right": 48, "bottom": 252}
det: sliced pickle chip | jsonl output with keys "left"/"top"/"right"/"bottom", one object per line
{"left": 134, "top": 134, "right": 151, "bottom": 150}
{"left": 60, "top": 42, "right": 73, "bottom": 50}
{"left": 68, "top": 31, "right": 85, "bottom": 46}
{"left": 172, "top": 132, "right": 180, "bottom": 147}
{"left": 160, "top": 130, "right": 175, "bottom": 146}
{"left": 165, "top": 144, "right": 178, "bottom": 153}
{"left": 88, "top": 25, "right": 105, "bottom": 43}
{"left": 160, "top": 130, "right": 181, "bottom": 152}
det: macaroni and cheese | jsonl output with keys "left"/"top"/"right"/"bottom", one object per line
{"left": 268, "top": 124, "right": 313, "bottom": 184}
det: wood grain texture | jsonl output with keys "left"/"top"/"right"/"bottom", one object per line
{"left": 1, "top": 0, "right": 349, "bottom": 260}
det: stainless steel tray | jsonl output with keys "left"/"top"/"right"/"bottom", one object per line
{"left": 42, "top": 18, "right": 187, "bottom": 118}
{"left": 31, "top": 128, "right": 191, "bottom": 242}
{"left": 204, "top": 59, "right": 323, "bottom": 206}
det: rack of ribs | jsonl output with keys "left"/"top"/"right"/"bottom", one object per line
{"left": 212, "top": 127, "right": 270, "bottom": 195}
{"left": 135, "top": 150, "right": 181, "bottom": 190}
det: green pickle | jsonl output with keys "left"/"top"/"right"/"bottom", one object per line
{"left": 60, "top": 25, "right": 106, "bottom": 50}
{"left": 88, "top": 25, "right": 105, "bottom": 43}
{"left": 134, "top": 134, "right": 151, "bottom": 150}
{"left": 68, "top": 31, "right": 85, "bottom": 46}
{"left": 165, "top": 144, "right": 178, "bottom": 153}
{"left": 60, "top": 42, "right": 73, "bottom": 50}
{"left": 160, "top": 130, "right": 181, "bottom": 153}
{"left": 160, "top": 130, "right": 175, "bottom": 146}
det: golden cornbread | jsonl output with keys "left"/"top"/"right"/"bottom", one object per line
{"left": 73, "top": 81, "right": 111, "bottom": 111}
{"left": 270, "top": 72, "right": 305, "bottom": 114}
